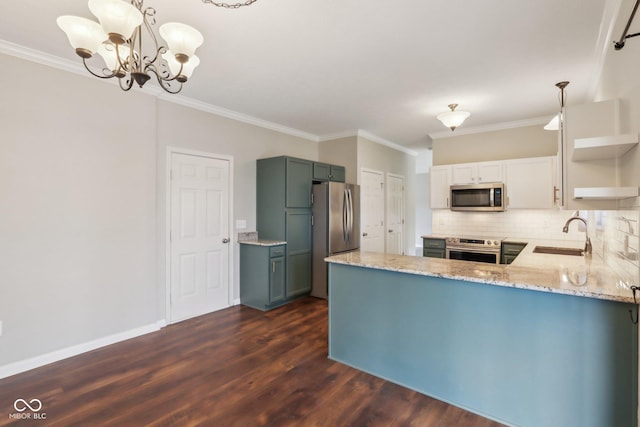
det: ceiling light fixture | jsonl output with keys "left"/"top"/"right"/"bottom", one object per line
{"left": 57, "top": 0, "right": 203, "bottom": 94}
{"left": 436, "top": 104, "right": 470, "bottom": 131}
{"left": 202, "top": 0, "right": 260, "bottom": 8}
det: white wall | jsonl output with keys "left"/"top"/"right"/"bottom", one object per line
{"left": 0, "top": 54, "right": 157, "bottom": 366}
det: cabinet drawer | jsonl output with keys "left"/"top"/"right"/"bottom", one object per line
{"left": 423, "top": 249, "right": 446, "bottom": 259}
{"left": 423, "top": 238, "right": 446, "bottom": 250}
{"left": 269, "top": 245, "right": 286, "bottom": 258}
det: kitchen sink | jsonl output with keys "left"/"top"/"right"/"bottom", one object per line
{"left": 533, "top": 246, "right": 584, "bottom": 256}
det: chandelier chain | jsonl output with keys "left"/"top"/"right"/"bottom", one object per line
{"left": 201, "top": 0, "right": 259, "bottom": 8}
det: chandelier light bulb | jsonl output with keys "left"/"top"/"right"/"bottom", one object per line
{"left": 159, "top": 23, "right": 204, "bottom": 62}
{"left": 162, "top": 51, "right": 200, "bottom": 81}
{"left": 88, "top": 0, "right": 143, "bottom": 44}
{"left": 437, "top": 103, "right": 470, "bottom": 131}
{"left": 97, "top": 42, "right": 130, "bottom": 76}
{"left": 57, "top": 16, "right": 108, "bottom": 58}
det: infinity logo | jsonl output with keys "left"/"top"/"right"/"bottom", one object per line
{"left": 13, "top": 399, "right": 42, "bottom": 412}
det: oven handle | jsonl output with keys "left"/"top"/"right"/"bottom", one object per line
{"left": 446, "top": 247, "right": 500, "bottom": 255}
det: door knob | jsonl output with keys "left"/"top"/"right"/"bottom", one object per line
{"left": 362, "top": 232, "right": 368, "bottom": 237}
{"left": 222, "top": 238, "right": 230, "bottom": 244}
{"left": 388, "top": 229, "right": 393, "bottom": 233}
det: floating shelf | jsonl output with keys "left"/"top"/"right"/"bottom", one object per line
{"left": 573, "top": 186, "right": 639, "bottom": 200}
{"left": 572, "top": 133, "right": 639, "bottom": 161}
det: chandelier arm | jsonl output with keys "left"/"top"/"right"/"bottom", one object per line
{"left": 119, "top": 76, "right": 135, "bottom": 92}
{"left": 141, "top": 7, "right": 161, "bottom": 65}
{"left": 146, "top": 60, "right": 183, "bottom": 82}
{"left": 146, "top": 66, "right": 183, "bottom": 93}
{"left": 202, "top": 0, "right": 259, "bottom": 8}
{"left": 82, "top": 58, "right": 118, "bottom": 79}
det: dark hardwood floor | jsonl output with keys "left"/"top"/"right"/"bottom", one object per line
{"left": 0, "top": 298, "right": 505, "bottom": 426}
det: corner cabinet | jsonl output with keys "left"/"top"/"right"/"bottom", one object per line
{"left": 240, "top": 243, "right": 286, "bottom": 311}
{"left": 257, "top": 156, "right": 313, "bottom": 299}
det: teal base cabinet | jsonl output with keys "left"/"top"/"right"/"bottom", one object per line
{"left": 328, "top": 263, "right": 638, "bottom": 427}
{"left": 240, "top": 244, "right": 287, "bottom": 311}
{"left": 257, "top": 156, "right": 313, "bottom": 298}
{"left": 422, "top": 237, "right": 446, "bottom": 258}
{"left": 501, "top": 241, "right": 526, "bottom": 264}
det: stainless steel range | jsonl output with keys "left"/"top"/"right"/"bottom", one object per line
{"left": 445, "top": 237, "right": 502, "bottom": 264}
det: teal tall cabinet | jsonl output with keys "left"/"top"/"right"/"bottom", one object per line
{"left": 257, "top": 156, "right": 313, "bottom": 298}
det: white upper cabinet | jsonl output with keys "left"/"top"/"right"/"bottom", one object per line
{"left": 430, "top": 165, "right": 451, "bottom": 209}
{"left": 451, "top": 161, "right": 503, "bottom": 185}
{"left": 504, "top": 156, "right": 557, "bottom": 209}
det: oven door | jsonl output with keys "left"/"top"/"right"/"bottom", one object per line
{"left": 446, "top": 247, "right": 499, "bottom": 264}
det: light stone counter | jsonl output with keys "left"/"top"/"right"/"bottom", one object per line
{"left": 326, "top": 243, "right": 636, "bottom": 303}
{"left": 238, "top": 240, "right": 286, "bottom": 247}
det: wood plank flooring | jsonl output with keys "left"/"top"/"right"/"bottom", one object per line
{"left": 0, "top": 298, "right": 505, "bottom": 426}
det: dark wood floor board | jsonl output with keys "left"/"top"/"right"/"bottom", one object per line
{"left": 0, "top": 297, "right": 505, "bottom": 427}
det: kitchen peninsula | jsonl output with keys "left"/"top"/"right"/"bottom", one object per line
{"left": 326, "top": 247, "right": 638, "bottom": 427}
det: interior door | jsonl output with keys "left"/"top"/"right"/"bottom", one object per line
{"left": 170, "top": 152, "right": 231, "bottom": 323}
{"left": 360, "top": 169, "right": 385, "bottom": 253}
{"left": 386, "top": 173, "right": 404, "bottom": 255}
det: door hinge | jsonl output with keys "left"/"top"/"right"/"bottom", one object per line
{"left": 169, "top": 230, "right": 172, "bottom": 242}
{"left": 311, "top": 192, "right": 314, "bottom": 205}
{"left": 311, "top": 215, "right": 314, "bottom": 226}
{"left": 170, "top": 169, "right": 174, "bottom": 180}
{"left": 402, "top": 219, "right": 405, "bottom": 224}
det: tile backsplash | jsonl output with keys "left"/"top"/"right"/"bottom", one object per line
{"left": 432, "top": 209, "right": 640, "bottom": 287}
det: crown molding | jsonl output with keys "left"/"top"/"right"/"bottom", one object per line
{"left": 158, "top": 93, "right": 318, "bottom": 142}
{"left": 318, "top": 129, "right": 418, "bottom": 156}
{"left": 428, "top": 115, "right": 553, "bottom": 140}
{"left": 0, "top": 39, "right": 318, "bottom": 143}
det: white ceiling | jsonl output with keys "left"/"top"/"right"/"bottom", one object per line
{"left": 0, "top": 0, "right": 621, "bottom": 148}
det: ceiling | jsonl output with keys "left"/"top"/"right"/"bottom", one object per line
{"left": 0, "top": 0, "right": 620, "bottom": 148}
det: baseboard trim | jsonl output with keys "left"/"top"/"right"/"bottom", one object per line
{"left": 0, "top": 322, "right": 162, "bottom": 380}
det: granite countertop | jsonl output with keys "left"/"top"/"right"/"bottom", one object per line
{"left": 325, "top": 241, "right": 636, "bottom": 303}
{"left": 238, "top": 240, "right": 286, "bottom": 247}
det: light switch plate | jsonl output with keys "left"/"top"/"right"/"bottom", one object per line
{"left": 236, "top": 219, "right": 247, "bottom": 230}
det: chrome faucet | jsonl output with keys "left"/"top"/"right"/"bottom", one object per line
{"left": 562, "top": 211, "right": 592, "bottom": 254}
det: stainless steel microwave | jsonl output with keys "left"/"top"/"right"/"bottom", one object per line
{"left": 450, "top": 183, "right": 505, "bottom": 212}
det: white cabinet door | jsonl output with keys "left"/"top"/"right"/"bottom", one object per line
{"left": 451, "top": 161, "right": 503, "bottom": 184}
{"left": 477, "top": 161, "right": 503, "bottom": 183}
{"left": 451, "top": 163, "right": 477, "bottom": 184}
{"left": 430, "top": 165, "right": 451, "bottom": 209}
{"left": 505, "top": 156, "right": 556, "bottom": 209}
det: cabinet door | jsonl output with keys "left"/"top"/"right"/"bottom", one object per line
{"left": 477, "top": 161, "right": 503, "bottom": 183}
{"left": 505, "top": 157, "right": 555, "bottom": 209}
{"left": 269, "top": 256, "right": 285, "bottom": 303}
{"left": 286, "top": 158, "right": 313, "bottom": 208}
{"left": 430, "top": 166, "right": 451, "bottom": 209}
{"left": 330, "top": 165, "right": 346, "bottom": 182}
{"left": 313, "top": 162, "right": 331, "bottom": 181}
{"left": 285, "top": 210, "right": 312, "bottom": 297}
{"left": 451, "top": 164, "right": 477, "bottom": 184}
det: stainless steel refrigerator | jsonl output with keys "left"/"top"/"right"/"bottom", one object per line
{"left": 311, "top": 182, "right": 360, "bottom": 298}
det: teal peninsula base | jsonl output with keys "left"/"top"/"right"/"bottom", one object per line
{"left": 328, "top": 263, "right": 638, "bottom": 427}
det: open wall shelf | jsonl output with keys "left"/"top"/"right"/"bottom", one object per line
{"left": 572, "top": 133, "right": 639, "bottom": 161}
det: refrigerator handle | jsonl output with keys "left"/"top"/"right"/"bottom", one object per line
{"left": 347, "top": 188, "right": 353, "bottom": 242}
{"left": 343, "top": 188, "right": 349, "bottom": 243}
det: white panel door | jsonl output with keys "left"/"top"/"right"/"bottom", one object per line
{"left": 360, "top": 169, "right": 385, "bottom": 253}
{"left": 386, "top": 173, "right": 404, "bottom": 255}
{"left": 170, "top": 153, "right": 230, "bottom": 322}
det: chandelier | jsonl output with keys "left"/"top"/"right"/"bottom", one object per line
{"left": 57, "top": 0, "right": 204, "bottom": 94}
{"left": 436, "top": 104, "right": 471, "bottom": 131}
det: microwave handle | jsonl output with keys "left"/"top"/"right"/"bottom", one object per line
{"left": 490, "top": 188, "right": 495, "bottom": 207}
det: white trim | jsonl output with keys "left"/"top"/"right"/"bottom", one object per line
{"left": 0, "top": 323, "right": 161, "bottom": 379}
{"left": 318, "top": 129, "right": 419, "bottom": 156}
{"left": 158, "top": 93, "right": 318, "bottom": 142}
{"left": 429, "top": 116, "right": 552, "bottom": 139}
{"left": 385, "top": 172, "right": 405, "bottom": 255}
{"left": 165, "top": 147, "right": 235, "bottom": 324}
{"left": 0, "top": 40, "right": 316, "bottom": 143}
